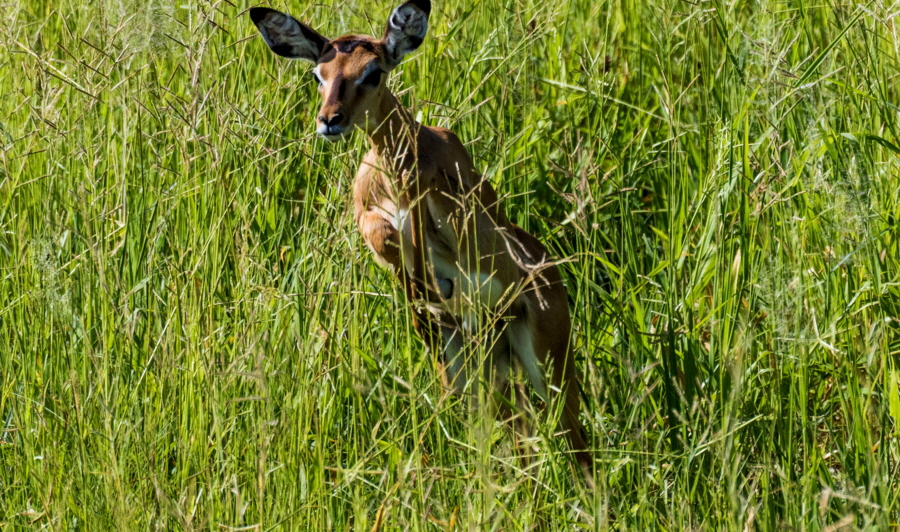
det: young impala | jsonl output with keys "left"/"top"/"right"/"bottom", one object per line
{"left": 250, "top": 0, "right": 593, "bottom": 481}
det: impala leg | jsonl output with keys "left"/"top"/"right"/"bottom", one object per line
{"left": 472, "top": 323, "right": 541, "bottom": 477}
{"left": 481, "top": 328, "right": 546, "bottom": 479}
{"left": 497, "top": 378, "right": 536, "bottom": 475}
{"left": 437, "top": 325, "right": 467, "bottom": 394}
{"left": 356, "top": 209, "right": 441, "bottom": 350}
{"left": 551, "top": 354, "right": 595, "bottom": 487}
{"left": 508, "top": 310, "right": 595, "bottom": 486}
{"left": 440, "top": 320, "right": 507, "bottom": 398}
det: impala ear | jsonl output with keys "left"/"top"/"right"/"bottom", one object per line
{"left": 250, "top": 7, "right": 329, "bottom": 63}
{"left": 382, "top": 0, "right": 430, "bottom": 69}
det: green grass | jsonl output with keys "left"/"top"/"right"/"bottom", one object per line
{"left": 2, "top": 0, "right": 900, "bottom": 529}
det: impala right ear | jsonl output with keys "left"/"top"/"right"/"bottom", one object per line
{"left": 382, "top": 0, "right": 431, "bottom": 69}
{"left": 250, "top": 7, "right": 329, "bottom": 63}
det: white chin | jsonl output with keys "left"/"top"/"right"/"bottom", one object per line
{"left": 320, "top": 133, "right": 345, "bottom": 143}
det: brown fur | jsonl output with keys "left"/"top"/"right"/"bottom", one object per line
{"left": 250, "top": 1, "right": 594, "bottom": 483}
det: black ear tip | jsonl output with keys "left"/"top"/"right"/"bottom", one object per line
{"left": 249, "top": 7, "right": 276, "bottom": 25}
{"left": 409, "top": 0, "right": 431, "bottom": 16}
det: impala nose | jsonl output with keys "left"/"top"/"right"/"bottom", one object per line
{"left": 319, "top": 113, "right": 343, "bottom": 127}
{"left": 317, "top": 113, "right": 345, "bottom": 138}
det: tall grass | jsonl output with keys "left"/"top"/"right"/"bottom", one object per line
{"left": 2, "top": 0, "right": 899, "bottom": 529}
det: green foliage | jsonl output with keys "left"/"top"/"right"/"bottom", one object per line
{"left": 2, "top": 0, "right": 899, "bottom": 529}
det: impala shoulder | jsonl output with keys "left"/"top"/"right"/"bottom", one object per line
{"left": 357, "top": 149, "right": 380, "bottom": 176}
{"left": 428, "top": 126, "right": 465, "bottom": 150}
{"left": 426, "top": 126, "right": 478, "bottom": 177}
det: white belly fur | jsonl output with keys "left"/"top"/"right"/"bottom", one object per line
{"left": 426, "top": 246, "right": 506, "bottom": 320}
{"left": 393, "top": 204, "right": 507, "bottom": 325}
{"left": 390, "top": 207, "right": 408, "bottom": 232}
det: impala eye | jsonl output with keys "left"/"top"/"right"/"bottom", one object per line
{"left": 361, "top": 69, "right": 383, "bottom": 87}
{"left": 312, "top": 71, "right": 323, "bottom": 86}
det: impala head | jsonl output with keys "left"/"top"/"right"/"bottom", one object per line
{"left": 250, "top": 0, "right": 430, "bottom": 141}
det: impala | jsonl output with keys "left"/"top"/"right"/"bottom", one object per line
{"left": 250, "top": 0, "right": 593, "bottom": 481}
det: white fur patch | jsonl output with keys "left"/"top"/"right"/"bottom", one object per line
{"left": 461, "top": 272, "right": 504, "bottom": 309}
{"left": 422, "top": 244, "right": 510, "bottom": 326}
{"left": 391, "top": 208, "right": 408, "bottom": 231}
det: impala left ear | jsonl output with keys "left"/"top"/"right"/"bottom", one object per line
{"left": 250, "top": 7, "right": 329, "bottom": 63}
{"left": 382, "top": 0, "right": 430, "bottom": 69}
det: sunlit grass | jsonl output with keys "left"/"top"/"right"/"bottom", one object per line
{"left": 2, "top": 0, "right": 900, "bottom": 529}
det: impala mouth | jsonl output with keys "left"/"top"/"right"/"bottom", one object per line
{"left": 318, "top": 126, "right": 348, "bottom": 142}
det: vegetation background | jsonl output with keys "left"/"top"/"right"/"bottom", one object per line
{"left": 2, "top": 0, "right": 900, "bottom": 529}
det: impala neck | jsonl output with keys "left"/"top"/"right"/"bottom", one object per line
{"left": 365, "top": 91, "right": 421, "bottom": 164}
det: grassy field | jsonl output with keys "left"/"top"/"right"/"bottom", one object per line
{"left": 2, "top": 0, "right": 900, "bottom": 529}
